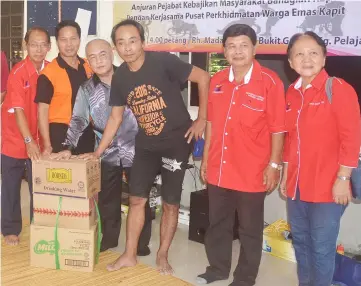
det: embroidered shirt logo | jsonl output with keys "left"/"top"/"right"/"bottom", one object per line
{"left": 213, "top": 84, "right": 223, "bottom": 93}
{"left": 246, "top": 92, "right": 264, "bottom": 101}
{"left": 309, "top": 101, "right": 325, "bottom": 106}
{"left": 162, "top": 157, "right": 182, "bottom": 172}
{"left": 286, "top": 102, "right": 291, "bottom": 111}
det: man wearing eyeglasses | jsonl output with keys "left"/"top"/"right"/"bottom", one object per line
{"left": 197, "top": 24, "right": 286, "bottom": 286}
{"left": 1, "top": 26, "right": 50, "bottom": 246}
{"left": 1, "top": 51, "right": 9, "bottom": 103}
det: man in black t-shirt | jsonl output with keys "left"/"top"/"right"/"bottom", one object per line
{"left": 78, "top": 19, "right": 210, "bottom": 274}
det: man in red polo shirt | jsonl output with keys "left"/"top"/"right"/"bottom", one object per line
{"left": 197, "top": 24, "right": 286, "bottom": 286}
{"left": 1, "top": 51, "right": 9, "bottom": 103}
{"left": 1, "top": 27, "right": 50, "bottom": 246}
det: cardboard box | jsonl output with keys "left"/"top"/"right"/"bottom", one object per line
{"left": 33, "top": 193, "right": 98, "bottom": 230}
{"left": 32, "top": 158, "right": 100, "bottom": 199}
{"left": 262, "top": 219, "right": 296, "bottom": 263}
{"left": 30, "top": 224, "right": 98, "bottom": 272}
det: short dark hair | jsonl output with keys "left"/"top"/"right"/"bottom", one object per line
{"left": 55, "top": 20, "right": 81, "bottom": 40}
{"left": 287, "top": 31, "right": 327, "bottom": 58}
{"left": 111, "top": 19, "right": 145, "bottom": 45}
{"left": 222, "top": 24, "right": 257, "bottom": 47}
{"left": 24, "top": 26, "right": 50, "bottom": 44}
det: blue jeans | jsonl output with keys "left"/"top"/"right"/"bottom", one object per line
{"left": 288, "top": 190, "right": 346, "bottom": 286}
{"left": 351, "top": 155, "right": 361, "bottom": 199}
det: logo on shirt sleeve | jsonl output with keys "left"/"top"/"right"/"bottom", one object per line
{"left": 213, "top": 84, "right": 223, "bottom": 94}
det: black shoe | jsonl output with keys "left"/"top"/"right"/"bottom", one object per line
{"left": 100, "top": 243, "right": 118, "bottom": 252}
{"left": 229, "top": 280, "right": 254, "bottom": 286}
{"left": 100, "top": 244, "right": 109, "bottom": 252}
{"left": 196, "top": 272, "right": 228, "bottom": 284}
{"left": 137, "top": 246, "right": 151, "bottom": 256}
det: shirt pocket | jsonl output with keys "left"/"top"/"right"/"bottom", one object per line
{"left": 304, "top": 101, "right": 328, "bottom": 126}
{"left": 238, "top": 95, "right": 266, "bottom": 129}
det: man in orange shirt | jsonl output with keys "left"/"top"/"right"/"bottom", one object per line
{"left": 197, "top": 24, "right": 286, "bottom": 286}
{"left": 1, "top": 27, "right": 50, "bottom": 245}
{"left": 35, "top": 20, "right": 94, "bottom": 155}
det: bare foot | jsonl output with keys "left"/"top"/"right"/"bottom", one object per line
{"left": 106, "top": 253, "right": 137, "bottom": 272}
{"left": 156, "top": 253, "right": 173, "bottom": 275}
{"left": 4, "top": 235, "right": 19, "bottom": 246}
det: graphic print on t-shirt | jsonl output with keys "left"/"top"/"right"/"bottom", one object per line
{"left": 127, "top": 83, "right": 167, "bottom": 136}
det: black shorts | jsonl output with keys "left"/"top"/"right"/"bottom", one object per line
{"left": 129, "top": 133, "right": 193, "bottom": 205}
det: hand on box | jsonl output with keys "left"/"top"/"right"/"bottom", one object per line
{"left": 77, "top": 152, "right": 100, "bottom": 161}
{"left": 42, "top": 145, "right": 53, "bottom": 157}
{"left": 26, "top": 141, "right": 41, "bottom": 161}
{"left": 50, "top": 150, "right": 72, "bottom": 160}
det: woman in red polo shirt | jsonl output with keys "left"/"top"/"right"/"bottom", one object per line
{"left": 280, "top": 31, "right": 361, "bottom": 286}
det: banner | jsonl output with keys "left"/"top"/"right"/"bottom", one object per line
{"left": 113, "top": 1, "right": 361, "bottom": 56}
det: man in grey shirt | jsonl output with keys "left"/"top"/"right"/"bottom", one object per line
{"left": 51, "top": 39, "right": 152, "bottom": 254}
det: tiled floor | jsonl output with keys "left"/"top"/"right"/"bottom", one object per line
{"left": 19, "top": 181, "right": 298, "bottom": 286}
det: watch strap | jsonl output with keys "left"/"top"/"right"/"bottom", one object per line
{"left": 269, "top": 162, "right": 282, "bottom": 171}
{"left": 337, "top": 175, "right": 351, "bottom": 181}
{"left": 24, "top": 136, "right": 32, "bottom": 144}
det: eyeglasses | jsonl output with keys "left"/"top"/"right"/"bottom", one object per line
{"left": 28, "top": 43, "right": 49, "bottom": 50}
{"left": 225, "top": 44, "right": 250, "bottom": 53}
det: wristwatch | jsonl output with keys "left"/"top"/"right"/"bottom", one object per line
{"left": 269, "top": 162, "right": 283, "bottom": 171}
{"left": 337, "top": 175, "right": 350, "bottom": 181}
{"left": 24, "top": 136, "right": 32, "bottom": 144}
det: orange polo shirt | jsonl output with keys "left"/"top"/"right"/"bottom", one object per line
{"left": 35, "top": 55, "right": 92, "bottom": 125}
{"left": 284, "top": 69, "right": 361, "bottom": 203}
{"left": 1, "top": 56, "right": 48, "bottom": 159}
{"left": 207, "top": 60, "right": 286, "bottom": 192}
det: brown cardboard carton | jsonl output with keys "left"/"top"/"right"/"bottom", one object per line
{"left": 30, "top": 224, "right": 98, "bottom": 272}
{"left": 32, "top": 158, "right": 100, "bottom": 198}
{"left": 33, "top": 193, "right": 98, "bottom": 230}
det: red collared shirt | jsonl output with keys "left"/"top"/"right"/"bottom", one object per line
{"left": 284, "top": 69, "right": 361, "bottom": 203}
{"left": 207, "top": 60, "right": 286, "bottom": 193}
{"left": 1, "top": 51, "right": 9, "bottom": 93}
{"left": 1, "top": 56, "right": 48, "bottom": 159}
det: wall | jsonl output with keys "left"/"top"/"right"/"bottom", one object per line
{"left": 24, "top": 0, "right": 360, "bottom": 251}
{"left": 24, "top": 0, "right": 123, "bottom": 65}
